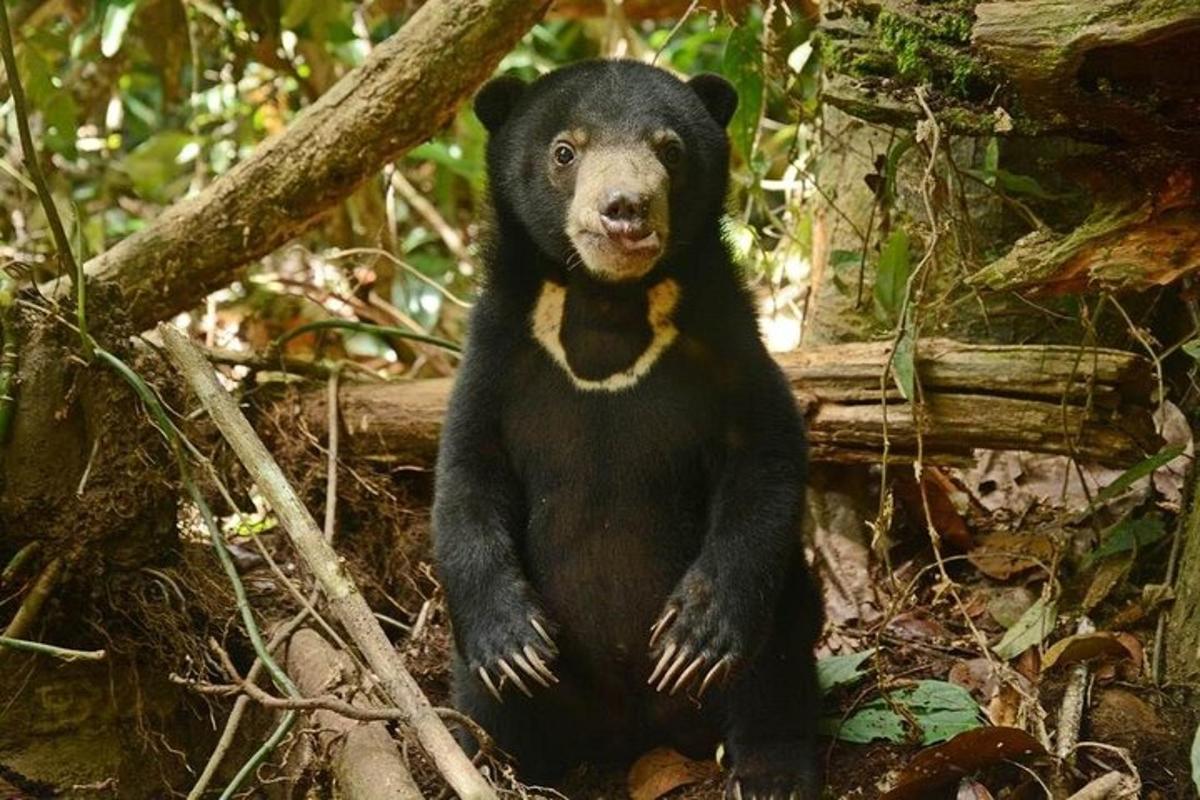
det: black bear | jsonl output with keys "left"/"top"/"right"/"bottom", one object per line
{"left": 433, "top": 59, "right": 822, "bottom": 799}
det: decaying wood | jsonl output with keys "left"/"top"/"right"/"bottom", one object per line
{"left": 820, "top": 1, "right": 1200, "bottom": 150}
{"left": 974, "top": 0, "right": 1200, "bottom": 151}
{"left": 160, "top": 325, "right": 496, "bottom": 800}
{"left": 969, "top": 169, "right": 1200, "bottom": 294}
{"left": 287, "top": 629, "right": 423, "bottom": 800}
{"left": 279, "top": 339, "right": 1160, "bottom": 468}
{"left": 56, "top": 0, "right": 550, "bottom": 333}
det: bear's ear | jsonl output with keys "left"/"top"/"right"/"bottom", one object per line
{"left": 688, "top": 73, "right": 738, "bottom": 128}
{"left": 475, "top": 75, "right": 527, "bottom": 133}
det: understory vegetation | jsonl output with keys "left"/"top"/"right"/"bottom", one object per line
{"left": 0, "top": 1, "right": 1198, "bottom": 798}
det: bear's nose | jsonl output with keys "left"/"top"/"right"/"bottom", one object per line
{"left": 599, "top": 190, "right": 650, "bottom": 235}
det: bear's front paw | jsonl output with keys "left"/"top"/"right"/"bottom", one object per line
{"left": 464, "top": 613, "right": 559, "bottom": 702}
{"left": 724, "top": 742, "right": 820, "bottom": 800}
{"left": 647, "top": 570, "right": 755, "bottom": 696}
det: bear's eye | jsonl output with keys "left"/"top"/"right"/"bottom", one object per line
{"left": 660, "top": 141, "right": 684, "bottom": 167}
{"left": 552, "top": 142, "right": 576, "bottom": 167}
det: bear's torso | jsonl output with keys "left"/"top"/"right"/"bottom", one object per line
{"left": 493, "top": 277, "right": 733, "bottom": 684}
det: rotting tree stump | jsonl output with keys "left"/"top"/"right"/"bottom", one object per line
{"left": 270, "top": 339, "right": 1161, "bottom": 469}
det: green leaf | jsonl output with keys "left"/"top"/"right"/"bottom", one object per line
{"left": 817, "top": 648, "right": 875, "bottom": 693}
{"left": 874, "top": 229, "right": 911, "bottom": 322}
{"left": 722, "top": 16, "right": 764, "bottom": 163}
{"left": 406, "top": 141, "right": 481, "bottom": 182}
{"left": 821, "top": 707, "right": 906, "bottom": 744}
{"left": 895, "top": 680, "right": 979, "bottom": 713}
{"left": 892, "top": 327, "right": 916, "bottom": 400}
{"left": 1084, "top": 515, "right": 1169, "bottom": 568}
{"left": 117, "top": 131, "right": 197, "bottom": 201}
{"left": 964, "top": 167, "right": 1073, "bottom": 201}
{"left": 14, "top": 46, "right": 78, "bottom": 154}
{"left": 821, "top": 681, "right": 981, "bottom": 745}
{"left": 993, "top": 598, "right": 1056, "bottom": 660}
{"left": 913, "top": 708, "right": 985, "bottom": 745}
{"left": 101, "top": 0, "right": 140, "bottom": 58}
{"left": 1094, "top": 445, "right": 1185, "bottom": 504}
{"left": 1182, "top": 339, "right": 1200, "bottom": 361}
{"left": 881, "top": 134, "right": 915, "bottom": 207}
{"left": 983, "top": 137, "right": 1000, "bottom": 181}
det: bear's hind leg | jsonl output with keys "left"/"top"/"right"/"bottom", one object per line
{"left": 719, "top": 569, "right": 823, "bottom": 800}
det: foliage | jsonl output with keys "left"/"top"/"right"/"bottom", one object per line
{"left": 817, "top": 647, "right": 875, "bottom": 692}
{"left": 822, "top": 680, "right": 983, "bottom": 745}
{"left": 0, "top": 1, "right": 814, "bottom": 361}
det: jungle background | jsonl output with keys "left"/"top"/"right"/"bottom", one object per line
{"left": 1, "top": 0, "right": 1199, "bottom": 798}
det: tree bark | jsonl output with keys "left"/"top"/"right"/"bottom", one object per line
{"left": 286, "top": 629, "right": 424, "bottom": 800}
{"left": 272, "top": 340, "right": 1160, "bottom": 468}
{"left": 54, "top": 0, "right": 550, "bottom": 332}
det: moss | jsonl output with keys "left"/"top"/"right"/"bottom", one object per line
{"left": 874, "top": 8, "right": 1002, "bottom": 102}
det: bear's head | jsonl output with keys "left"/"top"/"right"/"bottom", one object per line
{"left": 476, "top": 59, "right": 737, "bottom": 284}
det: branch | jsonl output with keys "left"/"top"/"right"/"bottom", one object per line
{"left": 56, "top": 0, "right": 550, "bottom": 333}
{"left": 159, "top": 324, "right": 496, "bottom": 800}
{"left": 0, "top": 635, "right": 105, "bottom": 661}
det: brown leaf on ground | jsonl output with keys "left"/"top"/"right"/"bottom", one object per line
{"left": 957, "top": 777, "right": 997, "bottom": 799}
{"left": 888, "top": 610, "right": 952, "bottom": 642}
{"left": 968, "top": 531, "right": 1056, "bottom": 580}
{"left": 628, "top": 748, "right": 718, "bottom": 800}
{"left": 1081, "top": 553, "right": 1133, "bottom": 611}
{"left": 987, "top": 586, "right": 1036, "bottom": 628}
{"left": 892, "top": 469, "right": 973, "bottom": 550}
{"left": 880, "top": 727, "right": 1046, "bottom": 800}
{"left": 947, "top": 658, "right": 1032, "bottom": 728}
{"left": 1041, "top": 631, "right": 1140, "bottom": 672}
{"left": 1088, "top": 689, "right": 1171, "bottom": 746}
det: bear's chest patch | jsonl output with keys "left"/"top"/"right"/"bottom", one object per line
{"left": 530, "top": 279, "right": 680, "bottom": 392}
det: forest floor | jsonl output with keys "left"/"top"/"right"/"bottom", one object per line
{"left": 338, "top": 442, "right": 1200, "bottom": 800}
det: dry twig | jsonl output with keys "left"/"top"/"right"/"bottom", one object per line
{"left": 160, "top": 324, "right": 495, "bottom": 800}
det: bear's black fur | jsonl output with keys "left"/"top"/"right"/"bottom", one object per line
{"left": 433, "top": 59, "right": 823, "bottom": 798}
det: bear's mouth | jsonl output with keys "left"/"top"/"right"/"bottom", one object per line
{"left": 572, "top": 228, "right": 665, "bottom": 280}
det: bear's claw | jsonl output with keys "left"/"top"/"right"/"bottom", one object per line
{"left": 471, "top": 616, "right": 558, "bottom": 702}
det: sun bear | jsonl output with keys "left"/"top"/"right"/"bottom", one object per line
{"left": 433, "top": 59, "right": 823, "bottom": 799}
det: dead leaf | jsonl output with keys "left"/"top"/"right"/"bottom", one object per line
{"left": 969, "top": 532, "right": 1056, "bottom": 580}
{"left": 948, "top": 658, "right": 999, "bottom": 699}
{"left": 893, "top": 469, "right": 973, "bottom": 550}
{"left": 957, "top": 777, "right": 996, "bottom": 799}
{"left": 986, "top": 683, "right": 1024, "bottom": 728}
{"left": 987, "top": 587, "right": 1035, "bottom": 628}
{"left": 880, "top": 727, "right": 1047, "bottom": 800}
{"left": 1082, "top": 553, "right": 1133, "bottom": 610}
{"left": 1088, "top": 689, "right": 1172, "bottom": 754}
{"left": 628, "top": 748, "right": 717, "bottom": 800}
{"left": 888, "top": 611, "right": 952, "bottom": 643}
{"left": 1041, "top": 631, "right": 1139, "bottom": 671}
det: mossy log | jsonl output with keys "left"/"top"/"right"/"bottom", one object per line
{"left": 819, "top": 0, "right": 1200, "bottom": 150}
{"left": 275, "top": 339, "right": 1161, "bottom": 469}
{"left": 968, "top": 168, "right": 1200, "bottom": 294}
{"left": 973, "top": 0, "right": 1200, "bottom": 151}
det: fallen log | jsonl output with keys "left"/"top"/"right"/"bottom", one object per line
{"left": 275, "top": 339, "right": 1160, "bottom": 468}
{"left": 286, "top": 628, "right": 423, "bottom": 800}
